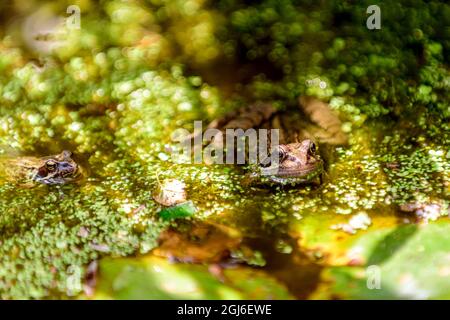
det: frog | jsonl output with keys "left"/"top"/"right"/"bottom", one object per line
{"left": 247, "top": 139, "right": 324, "bottom": 186}
{"left": 1, "top": 150, "right": 82, "bottom": 187}
{"left": 198, "top": 96, "right": 348, "bottom": 186}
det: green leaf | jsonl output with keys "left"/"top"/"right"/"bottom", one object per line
{"left": 312, "top": 221, "right": 450, "bottom": 299}
{"left": 159, "top": 201, "right": 197, "bottom": 221}
{"left": 93, "top": 256, "right": 293, "bottom": 300}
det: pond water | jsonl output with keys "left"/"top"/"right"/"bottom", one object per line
{"left": 0, "top": 0, "right": 448, "bottom": 300}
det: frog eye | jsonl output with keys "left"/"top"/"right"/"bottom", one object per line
{"left": 45, "top": 160, "right": 57, "bottom": 171}
{"left": 38, "top": 166, "right": 48, "bottom": 177}
{"left": 309, "top": 142, "right": 316, "bottom": 155}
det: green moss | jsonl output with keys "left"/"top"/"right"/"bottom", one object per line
{"left": 218, "top": 0, "right": 449, "bottom": 119}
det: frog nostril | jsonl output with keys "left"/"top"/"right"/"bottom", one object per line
{"left": 259, "top": 156, "right": 272, "bottom": 168}
{"left": 60, "top": 162, "right": 74, "bottom": 169}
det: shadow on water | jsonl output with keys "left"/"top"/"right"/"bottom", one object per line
{"left": 226, "top": 193, "right": 323, "bottom": 298}
{"left": 244, "top": 235, "right": 323, "bottom": 299}
{"left": 367, "top": 224, "right": 418, "bottom": 266}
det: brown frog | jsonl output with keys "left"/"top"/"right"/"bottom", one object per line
{"left": 248, "top": 139, "right": 324, "bottom": 186}
{"left": 1, "top": 150, "right": 82, "bottom": 187}
{"left": 200, "top": 96, "right": 347, "bottom": 186}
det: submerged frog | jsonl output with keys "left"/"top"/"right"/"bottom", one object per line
{"left": 197, "top": 96, "right": 347, "bottom": 186}
{"left": 1, "top": 150, "right": 82, "bottom": 187}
